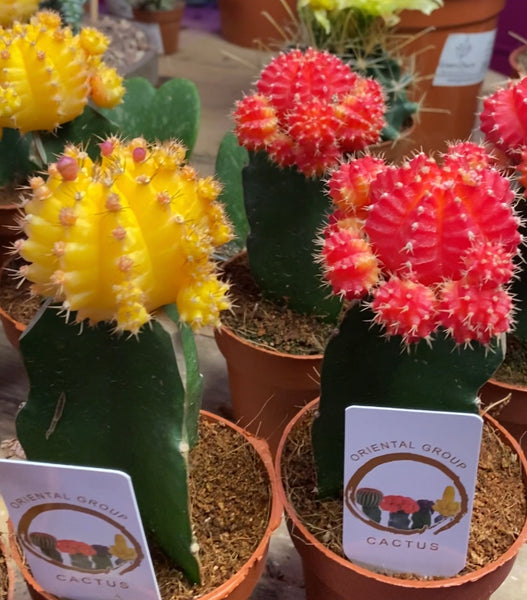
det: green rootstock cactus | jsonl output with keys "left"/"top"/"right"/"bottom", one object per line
{"left": 223, "top": 47, "right": 386, "bottom": 318}
{"left": 14, "top": 137, "right": 232, "bottom": 583}
{"left": 18, "top": 302, "right": 202, "bottom": 582}
{"left": 313, "top": 141, "right": 521, "bottom": 497}
{"left": 313, "top": 305, "right": 504, "bottom": 497}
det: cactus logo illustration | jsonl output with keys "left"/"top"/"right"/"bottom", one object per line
{"left": 345, "top": 454, "right": 468, "bottom": 536}
{"left": 17, "top": 503, "right": 143, "bottom": 575}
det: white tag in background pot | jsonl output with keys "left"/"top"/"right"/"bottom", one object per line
{"left": 0, "top": 460, "right": 161, "bottom": 600}
{"left": 433, "top": 30, "right": 497, "bottom": 87}
{"left": 342, "top": 406, "right": 482, "bottom": 578}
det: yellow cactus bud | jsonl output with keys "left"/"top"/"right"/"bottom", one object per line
{"left": 0, "top": 0, "right": 39, "bottom": 26}
{"left": 0, "top": 11, "right": 124, "bottom": 134}
{"left": 19, "top": 138, "right": 233, "bottom": 335}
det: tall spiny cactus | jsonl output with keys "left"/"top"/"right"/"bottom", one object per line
{"left": 222, "top": 47, "right": 386, "bottom": 320}
{"left": 313, "top": 142, "right": 521, "bottom": 497}
{"left": 15, "top": 137, "right": 233, "bottom": 584}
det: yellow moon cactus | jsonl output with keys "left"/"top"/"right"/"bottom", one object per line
{"left": 17, "top": 137, "right": 233, "bottom": 334}
{"left": 0, "top": 0, "right": 39, "bottom": 26}
{"left": 0, "top": 11, "right": 124, "bottom": 134}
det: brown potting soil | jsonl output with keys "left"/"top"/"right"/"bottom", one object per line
{"left": 219, "top": 253, "right": 339, "bottom": 355}
{"left": 281, "top": 406, "right": 527, "bottom": 580}
{"left": 0, "top": 185, "right": 22, "bottom": 208}
{"left": 0, "top": 553, "right": 8, "bottom": 599}
{"left": 0, "top": 258, "right": 40, "bottom": 325}
{"left": 16, "top": 419, "right": 272, "bottom": 600}
{"left": 492, "top": 333, "right": 527, "bottom": 387}
{"left": 154, "top": 418, "right": 271, "bottom": 599}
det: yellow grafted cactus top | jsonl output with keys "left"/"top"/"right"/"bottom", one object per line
{"left": 0, "top": 11, "right": 125, "bottom": 134}
{"left": 17, "top": 137, "right": 233, "bottom": 334}
{"left": 0, "top": 0, "right": 39, "bottom": 26}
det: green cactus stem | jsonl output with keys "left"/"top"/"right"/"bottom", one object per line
{"left": 243, "top": 150, "right": 342, "bottom": 320}
{"left": 16, "top": 301, "right": 202, "bottom": 584}
{"left": 312, "top": 303, "right": 504, "bottom": 498}
{"left": 99, "top": 77, "right": 201, "bottom": 158}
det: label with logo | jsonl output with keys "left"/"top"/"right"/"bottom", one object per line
{"left": 342, "top": 406, "right": 482, "bottom": 577}
{"left": 433, "top": 30, "right": 497, "bottom": 86}
{"left": 0, "top": 460, "right": 161, "bottom": 600}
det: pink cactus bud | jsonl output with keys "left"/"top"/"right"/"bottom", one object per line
{"left": 56, "top": 156, "right": 79, "bottom": 181}
{"left": 439, "top": 280, "right": 513, "bottom": 345}
{"left": 371, "top": 277, "right": 438, "bottom": 343}
{"left": 132, "top": 147, "right": 147, "bottom": 163}
{"left": 321, "top": 222, "right": 379, "bottom": 299}
{"left": 462, "top": 241, "right": 516, "bottom": 287}
{"left": 98, "top": 139, "right": 115, "bottom": 156}
{"left": 335, "top": 79, "right": 386, "bottom": 153}
{"left": 233, "top": 94, "right": 278, "bottom": 151}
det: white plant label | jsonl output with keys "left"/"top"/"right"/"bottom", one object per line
{"left": 0, "top": 460, "right": 161, "bottom": 600}
{"left": 342, "top": 406, "right": 482, "bottom": 577}
{"left": 433, "top": 30, "right": 497, "bottom": 86}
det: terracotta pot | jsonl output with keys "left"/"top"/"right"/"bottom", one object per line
{"left": 0, "top": 536, "right": 16, "bottom": 600}
{"left": 218, "top": 0, "right": 297, "bottom": 49}
{"left": 396, "top": 0, "right": 507, "bottom": 155}
{"left": 0, "top": 257, "right": 27, "bottom": 349}
{"left": 479, "top": 378, "right": 527, "bottom": 453}
{"left": 509, "top": 44, "right": 527, "bottom": 78}
{"left": 214, "top": 325, "right": 321, "bottom": 457}
{"left": 132, "top": 5, "right": 184, "bottom": 54}
{"left": 9, "top": 409, "right": 283, "bottom": 600}
{"left": 367, "top": 118, "right": 416, "bottom": 164}
{"left": 276, "top": 398, "right": 527, "bottom": 600}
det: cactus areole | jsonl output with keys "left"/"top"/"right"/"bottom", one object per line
{"left": 15, "top": 136, "right": 233, "bottom": 584}
{"left": 312, "top": 141, "right": 522, "bottom": 497}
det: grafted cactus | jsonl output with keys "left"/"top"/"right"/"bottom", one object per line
{"left": 223, "top": 47, "right": 386, "bottom": 319}
{"left": 0, "top": 10, "right": 124, "bottom": 135}
{"left": 15, "top": 136, "right": 233, "bottom": 584}
{"left": 313, "top": 142, "right": 521, "bottom": 496}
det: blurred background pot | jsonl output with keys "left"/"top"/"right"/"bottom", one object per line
{"left": 397, "top": 0, "right": 507, "bottom": 154}
{"left": 218, "top": 0, "right": 297, "bottom": 49}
